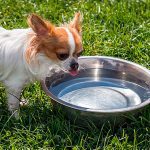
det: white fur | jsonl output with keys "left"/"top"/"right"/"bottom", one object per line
{"left": 64, "top": 28, "right": 75, "bottom": 55}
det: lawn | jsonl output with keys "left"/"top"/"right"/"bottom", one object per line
{"left": 0, "top": 0, "right": 150, "bottom": 149}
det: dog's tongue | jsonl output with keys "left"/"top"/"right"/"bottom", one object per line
{"left": 69, "top": 70, "right": 78, "bottom": 76}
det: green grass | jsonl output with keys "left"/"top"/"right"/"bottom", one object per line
{"left": 0, "top": 0, "right": 150, "bottom": 149}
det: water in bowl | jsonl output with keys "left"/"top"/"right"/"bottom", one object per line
{"left": 50, "top": 76, "right": 149, "bottom": 110}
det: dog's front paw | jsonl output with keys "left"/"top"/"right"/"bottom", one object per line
{"left": 19, "top": 98, "right": 28, "bottom": 107}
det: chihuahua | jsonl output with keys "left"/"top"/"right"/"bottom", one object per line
{"left": 0, "top": 13, "right": 83, "bottom": 118}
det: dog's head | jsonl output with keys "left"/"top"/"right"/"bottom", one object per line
{"left": 26, "top": 13, "right": 83, "bottom": 76}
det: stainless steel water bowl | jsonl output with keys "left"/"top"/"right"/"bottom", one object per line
{"left": 42, "top": 56, "right": 150, "bottom": 125}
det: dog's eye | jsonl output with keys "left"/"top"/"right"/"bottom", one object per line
{"left": 57, "top": 53, "right": 69, "bottom": 61}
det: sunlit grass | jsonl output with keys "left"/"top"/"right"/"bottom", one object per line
{"left": 0, "top": 0, "right": 150, "bottom": 149}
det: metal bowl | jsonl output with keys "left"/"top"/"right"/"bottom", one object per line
{"left": 42, "top": 56, "right": 150, "bottom": 125}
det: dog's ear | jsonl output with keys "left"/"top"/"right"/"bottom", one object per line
{"left": 70, "top": 12, "right": 82, "bottom": 34}
{"left": 27, "top": 14, "right": 54, "bottom": 36}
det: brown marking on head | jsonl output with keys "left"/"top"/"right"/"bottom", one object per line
{"left": 26, "top": 28, "right": 70, "bottom": 63}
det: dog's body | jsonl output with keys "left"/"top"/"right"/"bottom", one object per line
{"left": 0, "top": 13, "right": 83, "bottom": 118}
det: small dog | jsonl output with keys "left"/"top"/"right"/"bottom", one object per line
{"left": 0, "top": 12, "right": 83, "bottom": 118}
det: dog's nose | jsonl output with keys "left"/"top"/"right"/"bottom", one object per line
{"left": 70, "top": 62, "right": 79, "bottom": 70}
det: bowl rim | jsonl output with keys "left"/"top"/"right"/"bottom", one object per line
{"left": 41, "top": 56, "right": 150, "bottom": 114}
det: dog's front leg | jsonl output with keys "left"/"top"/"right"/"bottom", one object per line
{"left": 5, "top": 80, "right": 24, "bottom": 119}
{"left": 7, "top": 88, "right": 22, "bottom": 119}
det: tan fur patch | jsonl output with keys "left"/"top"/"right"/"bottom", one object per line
{"left": 26, "top": 27, "right": 71, "bottom": 63}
